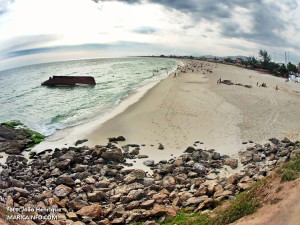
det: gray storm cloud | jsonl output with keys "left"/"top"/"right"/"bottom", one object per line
{"left": 95, "top": 0, "right": 299, "bottom": 49}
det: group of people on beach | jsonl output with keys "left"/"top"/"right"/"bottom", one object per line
{"left": 258, "top": 82, "right": 267, "bottom": 87}
{"left": 256, "top": 82, "right": 279, "bottom": 90}
{"left": 173, "top": 62, "right": 211, "bottom": 78}
{"left": 175, "top": 61, "right": 280, "bottom": 91}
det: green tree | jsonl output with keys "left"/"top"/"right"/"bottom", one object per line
{"left": 279, "top": 64, "right": 288, "bottom": 75}
{"left": 247, "top": 55, "right": 258, "bottom": 68}
{"left": 266, "top": 61, "right": 279, "bottom": 74}
{"left": 287, "top": 62, "right": 297, "bottom": 73}
{"left": 224, "top": 57, "right": 234, "bottom": 63}
{"left": 258, "top": 50, "right": 271, "bottom": 70}
{"left": 242, "top": 59, "right": 249, "bottom": 68}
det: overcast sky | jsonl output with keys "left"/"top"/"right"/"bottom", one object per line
{"left": 0, "top": 0, "right": 299, "bottom": 70}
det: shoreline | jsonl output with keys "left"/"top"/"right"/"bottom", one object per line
{"left": 32, "top": 59, "right": 300, "bottom": 170}
{"left": 32, "top": 59, "right": 181, "bottom": 153}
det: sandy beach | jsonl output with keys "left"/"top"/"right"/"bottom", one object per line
{"left": 33, "top": 59, "right": 300, "bottom": 169}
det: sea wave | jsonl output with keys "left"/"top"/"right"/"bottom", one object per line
{"left": 50, "top": 113, "right": 71, "bottom": 124}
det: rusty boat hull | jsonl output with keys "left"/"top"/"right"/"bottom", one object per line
{"left": 41, "top": 76, "right": 96, "bottom": 86}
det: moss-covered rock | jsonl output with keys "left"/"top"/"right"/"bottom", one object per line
{"left": 0, "top": 120, "right": 23, "bottom": 128}
{"left": 0, "top": 121, "right": 45, "bottom": 153}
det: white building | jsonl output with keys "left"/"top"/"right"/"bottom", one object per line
{"left": 289, "top": 72, "right": 300, "bottom": 83}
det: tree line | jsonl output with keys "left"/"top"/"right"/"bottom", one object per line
{"left": 225, "top": 50, "right": 298, "bottom": 77}
{"left": 156, "top": 52, "right": 298, "bottom": 77}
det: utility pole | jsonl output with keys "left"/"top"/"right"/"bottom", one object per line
{"left": 285, "top": 52, "right": 287, "bottom": 65}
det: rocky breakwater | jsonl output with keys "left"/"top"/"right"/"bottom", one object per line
{"left": 0, "top": 132, "right": 300, "bottom": 224}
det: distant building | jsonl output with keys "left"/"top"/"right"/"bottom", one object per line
{"left": 207, "top": 58, "right": 216, "bottom": 62}
{"left": 298, "top": 62, "right": 300, "bottom": 72}
{"left": 289, "top": 71, "right": 300, "bottom": 83}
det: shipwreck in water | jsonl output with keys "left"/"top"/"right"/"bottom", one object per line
{"left": 41, "top": 76, "right": 96, "bottom": 87}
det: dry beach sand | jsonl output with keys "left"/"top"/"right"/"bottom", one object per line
{"left": 33, "top": 59, "right": 300, "bottom": 170}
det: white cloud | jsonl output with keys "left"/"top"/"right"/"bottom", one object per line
{"left": 0, "top": 0, "right": 299, "bottom": 70}
{"left": 0, "top": 0, "right": 102, "bottom": 43}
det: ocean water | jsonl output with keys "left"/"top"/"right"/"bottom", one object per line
{"left": 0, "top": 57, "right": 178, "bottom": 136}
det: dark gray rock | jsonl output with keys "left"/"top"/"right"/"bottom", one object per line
{"left": 281, "top": 137, "right": 290, "bottom": 143}
{"left": 212, "top": 152, "right": 221, "bottom": 160}
{"left": 192, "top": 163, "right": 206, "bottom": 175}
{"left": 140, "top": 199, "right": 155, "bottom": 209}
{"left": 270, "top": 146, "right": 279, "bottom": 154}
{"left": 128, "top": 144, "right": 140, "bottom": 148}
{"left": 75, "top": 139, "right": 88, "bottom": 146}
{"left": 269, "top": 137, "right": 280, "bottom": 145}
{"left": 253, "top": 155, "right": 262, "bottom": 162}
{"left": 10, "top": 179, "right": 24, "bottom": 188}
{"left": 224, "top": 158, "right": 238, "bottom": 169}
{"left": 54, "top": 184, "right": 72, "bottom": 197}
{"left": 143, "top": 160, "right": 155, "bottom": 167}
{"left": 137, "top": 155, "right": 149, "bottom": 159}
{"left": 280, "top": 149, "right": 289, "bottom": 157}
{"left": 50, "top": 168, "right": 61, "bottom": 177}
{"left": 108, "top": 137, "right": 118, "bottom": 142}
{"left": 72, "top": 172, "right": 91, "bottom": 180}
{"left": 241, "top": 152, "right": 253, "bottom": 165}
{"left": 101, "top": 149, "right": 124, "bottom": 162}
{"left": 161, "top": 176, "right": 176, "bottom": 190}
{"left": 59, "top": 151, "right": 76, "bottom": 162}
{"left": 124, "top": 169, "right": 146, "bottom": 184}
{"left": 185, "top": 146, "right": 196, "bottom": 153}
{"left": 116, "top": 136, "right": 126, "bottom": 141}
{"left": 130, "top": 148, "right": 140, "bottom": 155}
{"left": 127, "top": 189, "right": 146, "bottom": 201}
{"left": 73, "top": 164, "right": 88, "bottom": 173}
{"left": 56, "top": 174, "right": 75, "bottom": 186}
{"left": 277, "top": 156, "right": 288, "bottom": 164}
{"left": 125, "top": 201, "right": 141, "bottom": 211}
{"left": 67, "top": 198, "right": 89, "bottom": 211}
{"left": 185, "top": 195, "right": 209, "bottom": 206}
{"left": 201, "top": 151, "right": 212, "bottom": 160}
{"left": 158, "top": 143, "right": 164, "bottom": 150}
{"left": 157, "top": 164, "right": 175, "bottom": 175}
{"left": 12, "top": 187, "right": 30, "bottom": 197}
{"left": 0, "top": 124, "right": 31, "bottom": 154}
{"left": 87, "top": 191, "right": 106, "bottom": 202}
{"left": 56, "top": 159, "right": 71, "bottom": 169}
